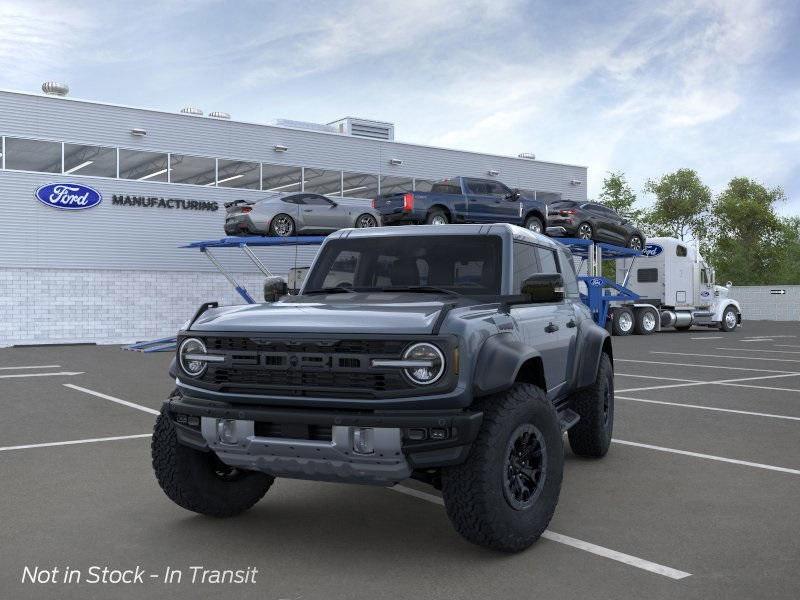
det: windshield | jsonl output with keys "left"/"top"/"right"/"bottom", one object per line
{"left": 303, "top": 235, "right": 502, "bottom": 296}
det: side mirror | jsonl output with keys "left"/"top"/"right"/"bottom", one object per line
{"left": 329, "top": 200, "right": 338, "bottom": 208}
{"left": 726, "top": 281, "right": 732, "bottom": 288}
{"left": 521, "top": 273, "right": 564, "bottom": 303}
{"left": 263, "top": 276, "right": 288, "bottom": 302}
{"left": 505, "top": 188, "right": 521, "bottom": 201}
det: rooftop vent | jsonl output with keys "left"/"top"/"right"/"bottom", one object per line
{"left": 180, "top": 106, "right": 203, "bottom": 116}
{"left": 208, "top": 111, "right": 231, "bottom": 119}
{"left": 42, "top": 82, "right": 69, "bottom": 96}
{"left": 518, "top": 152, "right": 536, "bottom": 160}
{"left": 269, "top": 119, "right": 337, "bottom": 134}
{"left": 328, "top": 117, "right": 395, "bottom": 141}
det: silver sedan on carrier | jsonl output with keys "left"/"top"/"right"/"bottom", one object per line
{"left": 224, "top": 192, "right": 382, "bottom": 237}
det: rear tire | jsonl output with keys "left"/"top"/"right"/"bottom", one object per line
{"left": 577, "top": 222, "right": 593, "bottom": 240}
{"left": 441, "top": 383, "right": 563, "bottom": 553}
{"left": 355, "top": 213, "right": 378, "bottom": 228}
{"left": 269, "top": 214, "right": 295, "bottom": 237}
{"left": 152, "top": 406, "right": 274, "bottom": 517}
{"left": 524, "top": 215, "right": 543, "bottom": 234}
{"left": 611, "top": 307, "right": 634, "bottom": 336}
{"left": 568, "top": 354, "right": 614, "bottom": 458}
{"left": 426, "top": 209, "right": 449, "bottom": 225}
{"left": 633, "top": 307, "right": 657, "bottom": 335}
{"left": 627, "top": 235, "right": 644, "bottom": 251}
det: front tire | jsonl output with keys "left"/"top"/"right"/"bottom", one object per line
{"left": 152, "top": 407, "right": 274, "bottom": 517}
{"left": 568, "top": 353, "right": 614, "bottom": 458}
{"left": 627, "top": 235, "right": 644, "bottom": 251}
{"left": 524, "top": 215, "right": 543, "bottom": 234}
{"left": 441, "top": 383, "right": 563, "bottom": 553}
{"left": 720, "top": 306, "right": 738, "bottom": 332}
{"left": 577, "top": 222, "right": 593, "bottom": 240}
{"left": 269, "top": 214, "right": 295, "bottom": 237}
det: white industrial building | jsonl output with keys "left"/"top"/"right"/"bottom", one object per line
{"left": 0, "top": 84, "right": 588, "bottom": 346}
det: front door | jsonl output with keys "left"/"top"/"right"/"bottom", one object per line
{"left": 299, "top": 194, "right": 345, "bottom": 232}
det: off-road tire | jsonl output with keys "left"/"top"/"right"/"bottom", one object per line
{"left": 441, "top": 383, "right": 564, "bottom": 553}
{"left": 568, "top": 353, "right": 614, "bottom": 458}
{"left": 720, "top": 306, "right": 738, "bottom": 332}
{"left": 152, "top": 406, "right": 274, "bottom": 517}
{"left": 426, "top": 209, "right": 449, "bottom": 225}
{"left": 633, "top": 307, "right": 657, "bottom": 335}
{"left": 611, "top": 307, "right": 634, "bottom": 336}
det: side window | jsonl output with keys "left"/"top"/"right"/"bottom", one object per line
{"left": 701, "top": 269, "right": 709, "bottom": 284}
{"left": 304, "top": 194, "right": 332, "bottom": 206}
{"left": 466, "top": 179, "right": 489, "bottom": 195}
{"left": 282, "top": 195, "right": 302, "bottom": 204}
{"left": 486, "top": 181, "right": 509, "bottom": 197}
{"left": 513, "top": 242, "right": 541, "bottom": 293}
{"left": 637, "top": 268, "right": 658, "bottom": 283}
{"left": 558, "top": 248, "right": 580, "bottom": 298}
{"left": 430, "top": 180, "right": 462, "bottom": 194}
{"left": 676, "top": 245, "right": 688, "bottom": 257}
{"left": 536, "top": 247, "right": 559, "bottom": 274}
{"left": 322, "top": 250, "right": 360, "bottom": 288}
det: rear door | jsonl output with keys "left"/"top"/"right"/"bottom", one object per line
{"left": 510, "top": 241, "right": 572, "bottom": 396}
{"left": 463, "top": 179, "right": 496, "bottom": 223}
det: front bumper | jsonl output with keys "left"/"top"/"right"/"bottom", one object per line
{"left": 166, "top": 394, "right": 483, "bottom": 485}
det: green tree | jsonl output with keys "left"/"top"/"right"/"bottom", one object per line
{"left": 707, "top": 177, "right": 786, "bottom": 285}
{"left": 642, "top": 169, "right": 711, "bottom": 241}
{"left": 598, "top": 171, "right": 641, "bottom": 220}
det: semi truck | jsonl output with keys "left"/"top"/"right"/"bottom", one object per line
{"left": 606, "top": 236, "right": 742, "bottom": 335}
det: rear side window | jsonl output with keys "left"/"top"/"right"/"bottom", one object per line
{"left": 558, "top": 248, "right": 580, "bottom": 298}
{"left": 513, "top": 242, "right": 541, "bottom": 293}
{"left": 430, "top": 180, "right": 462, "bottom": 194}
{"left": 637, "top": 268, "right": 658, "bottom": 283}
{"left": 676, "top": 245, "right": 688, "bottom": 257}
{"left": 536, "top": 247, "right": 559, "bottom": 274}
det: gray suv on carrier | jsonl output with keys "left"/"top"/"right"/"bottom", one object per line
{"left": 152, "top": 224, "right": 614, "bottom": 552}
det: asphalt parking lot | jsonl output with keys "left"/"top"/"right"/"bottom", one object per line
{"left": 2, "top": 320, "right": 799, "bottom": 600}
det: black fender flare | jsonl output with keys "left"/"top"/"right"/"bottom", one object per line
{"left": 168, "top": 356, "right": 178, "bottom": 379}
{"left": 473, "top": 333, "right": 545, "bottom": 396}
{"left": 572, "top": 321, "right": 613, "bottom": 389}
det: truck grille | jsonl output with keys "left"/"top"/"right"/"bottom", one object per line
{"left": 189, "top": 336, "right": 451, "bottom": 399}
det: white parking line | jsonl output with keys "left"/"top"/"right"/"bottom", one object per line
{"left": 0, "top": 434, "right": 151, "bottom": 453}
{"left": 391, "top": 485, "right": 691, "bottom": 580}
{"left": 616, "top": 358, "right": 798, "bottom": 374}
{"left": 776, "top": 344, "right": 800, "bottom": 349}
{"left": 612, "top": 439, "right": 800, "bottom": 475}
{"left": 0, "top": 364, "right": 61, "bottom": 370}
{"left": 617, "top": 373, "right": 704, "bottom": 383}
{"left": 63, "top": 384, "right": 160, "bottom": 416}
{"left": 714, "top": 347, "right": 800, "bottom": 354}
{"left": 739, "top": 338, "right": 774, "bottom": 343}
{"left": 0, "top": 371, "right": 84, "bottom": 379}
{"left": 690, "top": 336, "right": 724, "bottom": 340}
{"left": 651, "top": 351, "right": 800, "bottom": 363}
{"left": 617, "top": 395, "right": 800, "bottom": 422}
{"left": 617, "top": 372, "right": 800, "bottom": 393}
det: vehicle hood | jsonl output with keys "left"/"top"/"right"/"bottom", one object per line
{"left": 190, "top": 293, "right": 451, "bottom": 334}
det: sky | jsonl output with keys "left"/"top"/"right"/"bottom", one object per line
{"left": 1, "top": 0, "right": 799, "bottom": 214}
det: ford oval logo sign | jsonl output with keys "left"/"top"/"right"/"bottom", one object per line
{"left": 641, "top": 243, "right": 663, "bottom": 257}
{"left": 35, "top": 183, "right": 102, "bottom": 210}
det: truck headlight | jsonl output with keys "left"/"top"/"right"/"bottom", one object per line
{"left": 403, "top": 343, "right": 445, "bottom": 385}
{"left": 179, "top": 337, "right": 208, "bottom": 377}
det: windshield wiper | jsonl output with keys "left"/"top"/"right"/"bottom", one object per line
{"left": 378, "top": 286, "right": 461, "bottom": 296}
{"left": 302, "top": 287, "right": 356, "bottom": 295}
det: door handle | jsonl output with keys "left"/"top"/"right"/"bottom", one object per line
{"left": 544, "top": 322, "right": 559, "bottom": 333}
{"left": 566, "top": 319, "right": 576, "bottom": 328}
{"left": 303, "top": 209, "right": 313, "bottom": 213}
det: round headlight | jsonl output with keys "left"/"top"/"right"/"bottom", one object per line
{"left": 403, "top": 343, "right": 445, "bottom": 385}
{"left": 179, "top": 337, "right": 208, "bottom": 377}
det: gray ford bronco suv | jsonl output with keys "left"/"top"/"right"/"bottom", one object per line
{"left": 152, "top": 224, "right": 614, "bottom": 552}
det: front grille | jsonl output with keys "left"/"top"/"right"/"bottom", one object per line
{"left": 189, "top": 336, "right": 453, "bottom": 399}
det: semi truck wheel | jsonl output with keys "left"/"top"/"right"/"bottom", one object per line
{"left": 441, "top": 383, "right": 563, "bottom": 553}
{"left": 152, "top": 405, "right": 274, "bottom": 517}
{"left": 633, "top": 308, "right": 657, "bottom": 335}
{"left": 568, "top": 353, "right": 614, "bottom": 458}
{"left": 720, "top": 306, "right": 738, "bottom": 332}
{"left": 611, "top": 307, "right": 634, "bottom": 336}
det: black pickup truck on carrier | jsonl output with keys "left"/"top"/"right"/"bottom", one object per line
{"left": 152, "top": 224, "right": 614, "bottom": 552}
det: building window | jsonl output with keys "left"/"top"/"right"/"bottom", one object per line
{"left": 341, "top": 172, "right": 379, "bottom": 198}
{"left": 262, "top": 164, "right": 302, "bottom": 192}
{"left": 4, "top": 137, "right": 61, "bottom": 173}
{"left": 170, "top": 154, "right": 216, "bottom": 186}
{"left": 413, "top": 178, "right": 436, "bottom": 192}
{"left": 304, "top": 168, "right": 342, "bottom": 196}
{"left": 63, "top": 143, "right": 117, "bottom": 177}
{"left": 119, "top": 149, "right": 169, "bottom": 182}
{"left": 379, "top": 175, "right": 413, "bottom": 195}
{"left": 217, "top": 159, "right": 260, "bottom": 189}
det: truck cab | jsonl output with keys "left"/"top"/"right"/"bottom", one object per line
{"left": 616, "top": 237, "right": 741, "bottom": 332}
